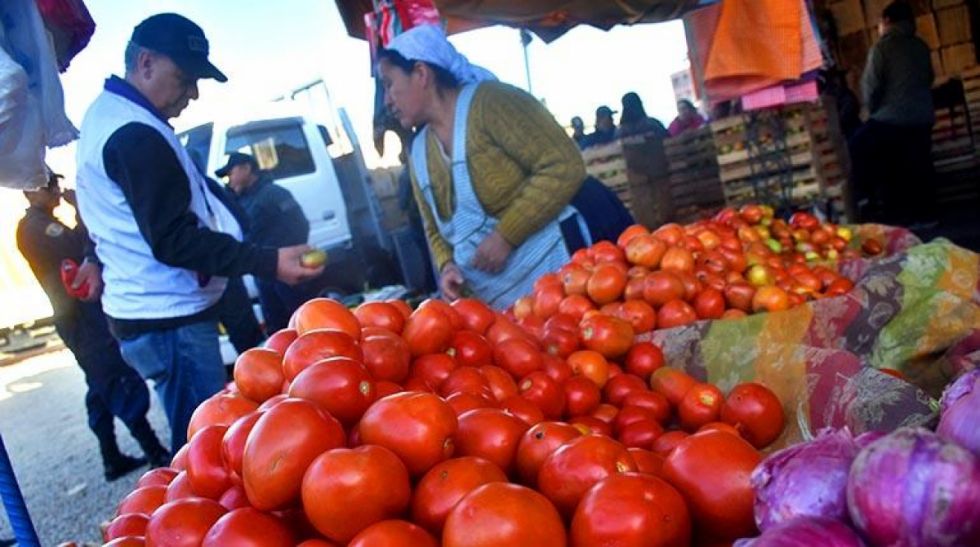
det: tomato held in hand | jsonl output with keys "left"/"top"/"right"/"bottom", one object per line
{"left": 411, "top": 456, "right": 508, "bottom": 535}
{"left": 662, "top": 430, "right": 761, "bottom": 540}
{"left": 720, "top": 382, "right": 785, "bottom": 448}
{"left": 571, "top": 473, "right": 691, "bottom": 547}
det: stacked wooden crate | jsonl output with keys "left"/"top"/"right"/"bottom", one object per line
{"left": 583, "top": 135, "right": 670, "bottom": 228}
{"left": 709, "top": 100, "right": 850, "bottom": 218}
{"left": 662, "top": 127, "right": 724, "bottom": 223}
{"left": 967, "top": 66, "right": 980, "bottom": 154}
{"left": 368, "top": 166, "right": 408, "bottom": 231}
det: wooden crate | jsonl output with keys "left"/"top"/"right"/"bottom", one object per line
{"left": 935, "top": 5, "right": 973, "bottom": 46}
{"left": 661, "top": 126, "right": 725, "bottom": 221}
{"left": 941, "top": 44, "right": 977, "bottom": 76}
{"left": 582, "top": 136, "right": 671, "bottom": 228}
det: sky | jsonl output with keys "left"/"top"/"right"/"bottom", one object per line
{"left": 1, "top": 0, "right": 690, "bottom": 326}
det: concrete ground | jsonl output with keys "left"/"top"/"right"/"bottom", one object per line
{"left": 0, "top": 349, "right": 169, "bottom": 546}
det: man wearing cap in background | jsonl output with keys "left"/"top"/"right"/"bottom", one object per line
{"left": 17, "top": 173, "right": 170, "bottom": 479}
{"left": 585, "top": 106, "right": 617, "bottom": 148}
{"left": 216, "top": 152, "right": 313, "bottom": 332}
{"left": 74, "top": 13, "right": 323, "bottom": 452}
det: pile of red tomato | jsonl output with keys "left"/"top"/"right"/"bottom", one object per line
{"left": 102, "top": 290, "right": 787, "bottom": 546}
{"left": 510, "top": 205, "right": 877, "bottom": 334}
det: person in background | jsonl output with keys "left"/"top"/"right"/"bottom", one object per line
{"left": 378, "top": 24, "right": 632, "bottom": 308}
{"left": 570, "top": 116, "right": 588, "bottom": 149}
{"left": 617, "top": 92, "right": 669, "bottom": 139}
{"left": 820, "top": 68, "right": 861, "bottom": 141}
{"left": 668, "top": 99, "right": 706, "bottom": 137}
{"left": 17, "top": 174, "right": 170, "bottom": 480}
{"left": 586, "top": 106, "right": 618, "bottom": 147}
{"left": 216, "top": 152, "right": 313, "bottom": 333}
{"left": 74, "top": 13, "right": 323, "bottom": 452}
{"left": 849, "top": 0, "right": 934, "bottom": 226}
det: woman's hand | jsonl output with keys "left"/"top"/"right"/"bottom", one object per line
{"left": 471, "top": 231, "right": 513, "bottom": 273}
{"left": 440, "top": 261, "right": 466, "bottom": 301}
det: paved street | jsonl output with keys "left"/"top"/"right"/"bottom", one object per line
{"left": 0, "top": 349, "right": 169, "bottom": 546}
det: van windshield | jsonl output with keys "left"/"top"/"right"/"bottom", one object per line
{"left": 225, "top": 119, "right": 315, "bottom": 180}
{"left": 177, "top": 123, "right": 213, "bottom": 175}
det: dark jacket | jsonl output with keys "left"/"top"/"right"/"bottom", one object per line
{"left": 861, "top": 22, "right": 935, "bottom": 127}
{"left": 234, "top": 174, "right": 309, "bottom": 248}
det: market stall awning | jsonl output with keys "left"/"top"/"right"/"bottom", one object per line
{"left": 335, "top": 0, "right": 705, "bottom": 42}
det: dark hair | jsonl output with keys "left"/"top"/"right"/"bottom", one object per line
{"left": 620, "top": 92, "right": 647, "bottom": 124}
{"left": 678, "top": 99, "right": 695, "bottom": 110}
{"left": 882, "top": 1, "right": 913, "bottom": 24}
{"left": 377, "top": 48, "right": 460, "bottom": 90}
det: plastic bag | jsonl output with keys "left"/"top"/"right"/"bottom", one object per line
{"left": 0, "top": 44, "right": 47, "bottom": 189}
{"left": 36, "top": 0, "right": 95, "bottom": 72}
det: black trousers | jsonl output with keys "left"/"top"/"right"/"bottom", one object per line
{"left": 218, "top": 276, "right": 265, "bottom": 353}
{"left": 849, "top": 120, "right": 935, "bottom": 226}
{"left": 562, "top": 176, "right": 636, "bottom": 252}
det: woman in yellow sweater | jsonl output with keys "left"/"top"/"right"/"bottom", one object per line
{"left": 378, "top": 25, "right": 632, "bottom": 307}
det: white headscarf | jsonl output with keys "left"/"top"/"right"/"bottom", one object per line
{"left": 386, "top": 24, "right": 497, "bottom": 85}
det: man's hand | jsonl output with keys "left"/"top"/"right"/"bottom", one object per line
{"left": 439, "top": 262, "right": 466, "bottom": 301}
{"left": 277, "top": 245, "right": 325, "bottom": 285}
{"left": 470, "top": 231, "right": 513, "bottom": 273}
{"left": 74, "top": 261, "right": 103, "bottom": 302}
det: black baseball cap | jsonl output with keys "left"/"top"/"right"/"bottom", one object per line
{"left": 215, "top": 152, "right": 258, "bottom": 178}
{"left": 596, "top": 105, "right": 617, "bottom": 117}
{"left": 131, "top": 13, "right": 227, "bottom": 82}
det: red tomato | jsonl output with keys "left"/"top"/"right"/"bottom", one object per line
{"left": 446, "top": 392, "right": 494, "bottom": 416}
{"left": 542, "top": 354, "right": 574, "bottom": 384}
{"left": 515, "top": 421, "right": 582, "bottom": 486}
{"left": 117, "top": 485, "right": 167, "bottom": 517}
{"left": 643, "top": 271, "right": 685, "bottom": 307}
{"left": 443, "top": 483, "right": 566, "bottom": 547}
{"left": 165, "top": 471, "right": 196, "bottom": 502}
{"left": 563, "top": 376, "right": 601, "bottom": 417}
{"left": 628, "top": 448, "right": 666, "bottom": 477}
{"left": 752, "top": 286, "right": 790, "bottom": 313}
{"left": 569, "top": 416, "right": 613, "bottom": 437}
{"left": 499, "top": 395, "right": 546, "bottom": 426}
{"left": 386, "top": 299, "right": 413, "bottom": 320}
{"left": 233, "top": 348, "right": 284, "bottom": 403}
{"left": 402, "top": 305, "right": 455, "bottom": 357}
{"left": 571, "top": 473, "right": 691, "bottom": 547}
{"left": 418, "top": 298, "right": 463, "bottom": 331}
{"left": 542, "top": 327, "right": 580, "bottom": 358}
{"left": 603, "top": 374, "right": 647, "bottom": 407}
{"left": 591, "top": 241, "right": 627, "bottom": 264}
{"left": 533, "top": 283, "right": 564, "bottom": 319}
{"left": 617, "top": 419, "right": 665, "bottom": 449}
{"left": 348, "top": 520, "right": 438, "bottom": 547}
{"left": 375, "top": 381, "right": 402, "bottom": 399}
{"left": 449, "top": 330, "right": 493, "bottom": 368}
{"left": 282, "top": 329, "right": 362, "bottom": 381}
{"left": 720, "top": 382, "right": 785, "bottom": 448}
{"left": 651, "top": 430, "right": 689, "bottom": 456}
{"left": 723, "top": 282, "right": 756, "bottom": 313}
{"left": 486, "top": 317, "right": 533, "bottom": 347}
{"left": 591, "top": 403, "right": 620, "bottom": 424}
{"left": 454, "top": 408, "right": 529, "bottom": 474}
{"left": 697, "top": 421, "right": 742, "bottom": 437}
{"left": 288, "top": 357, "right": 376, "bottom": 427}
{"left": 451, "top": 298, "right": 496, "bottom": 334}
{"left": 652, "top": 223, "right": 685, "bottom": 246}
{"left": 292, "top": 298, "right": 361, "bottom": 338}
{"left": 580, "top": 314, "right": 634, "bottom": 359}
{"left": 145, "top": 498, "right": 226, "bottom": 547}
{"left": 440, "top": 367, "right": 493, "bottom": 400}
{"left": 661, "top": 247, "right": 695, "bottom": 274}
{"left": 657, "top": 299, "right": 698, "bottom": 329}
{"left": 187, "top": 393, "right": 259, "bottom": 441}
{"left": 201, "top": 507, "right": 294, "bottom": 547}
{"left": 676, "top": 271, "right": 704, "bottom": 302}
{"left": 587, "top": 263, "right": 628, "bottom": 305}
{"left": 353, "top": 301, "right": 405, "bottom": 334}
{"left": 678, "top": 383, "right": 725, "bottom": 432}
{"left": 567, "top": 350, "right": 610, "bottom": 388}
{"left": 185, "top": 425, "right": 232, "bottom": 499}
{"left": 518, "top": 372, "right": 564, "bottom": 420}
{"left": 105, "top": 514, "right": 149, "bottom": 542}
{"left": 242, "top": 398, "right": 345, "bottom": 511}
{"left": 358, "top": 391, "right": 458, "bottom": 476}
{"left": 492, "top": 337, "right": 543, "bottom": 379}
{"left": 693, "top": 288, "right": 726, "bottom": 320}
{"left": 478, "top": 365, "right": 519, "bottom": 402}
{"left": 217, "top": 484, "right": 249, "bottom": 511}
{"left": 411, "top": 456, "right": 508, "bottom": 535}
{"left": 558, "top": 294, "right": 596, "bottom": 321}
{"left": 614, "top": 405, "right": 659, "bottom": 434}
{"left": 625, "top": 234, "right": 668, "bottom": 268}
{"left": 616, "top": 300, "right": 658, "bottom": 334}
{"left": 624, "top": 342, "right": 665, "bottom": 381}
{"left": 257, "top": 393, "right": 288, "bottom": 412}
{"left": 302, "top": 445, "right": 412, "bottom": 543}
{"left": 136, "top": 468, "right": 178, "bottom": 489}
{"left": 412, "top": 353, "right": 457, "bottom": 389}
{"left": 662, "top": 430, "right": 761, "bottom": 540}
{"left": 264, "top": 328, "right": 298, "bottom": 354}
{"left": 826, "top": 277, "right": 854, "bottom": 296}
{"left": 537, "top": 434, "right": 637, "bottom": 515}
{"left": 623, "top": 392, "right": 671, "bottom": 424}
{"left": 650, "top": 368, "right": 697, "bottom": 406}
{"left": 361, "top": 333, "right": 411, "bottom": 383}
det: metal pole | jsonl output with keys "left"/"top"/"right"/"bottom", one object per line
{"left": 0, "top": 435, "right": 39, "bottom": 546}
{"left": 520, "top": 29, "right": 533, "bottom": 95}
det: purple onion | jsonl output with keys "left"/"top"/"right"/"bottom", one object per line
{"left": 734, "top": 517, "right": 864, "bottom": 547}
{"left": 751, "top": 428, "right": 859, "bottom": 530}
{"left": 939, "top": 368, "right": 979, "bottom": 415}
{"left": 854, "top": 431, "right": 885, "bottom": 449}
{"left": 847, "top": 428, "right": 980, "bottom": 546}
{"left": 937, "top": 374, "right": 980, "bottom": 457}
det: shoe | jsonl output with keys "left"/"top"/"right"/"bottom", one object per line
{"left": 104, "top": 454, "right": 147, "bottom": 482}
{"left": 146, "top": 449, "right": 172, "bottom": 469}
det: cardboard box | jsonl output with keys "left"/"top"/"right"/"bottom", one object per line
{"left": 830, "top": 0, "right": 866, "bottom": 35}
{"left": 941, "top": 43, "right": 977, "bottom": 75}
{"left": 936, "top": 5, "right": 973, "bottom": 46}
{"left": 915, "top": 14, "right": 940, "bottom": 49}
